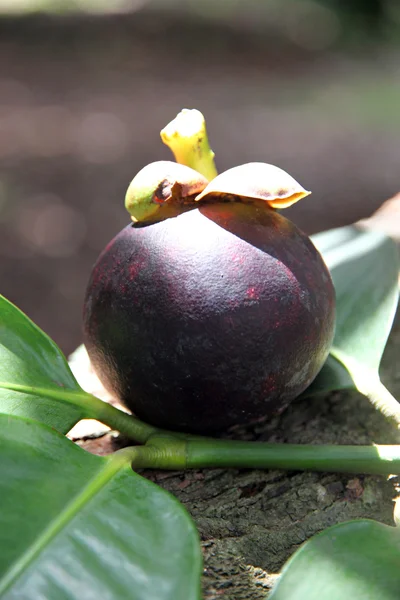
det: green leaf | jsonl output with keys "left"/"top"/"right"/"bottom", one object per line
{"left": 269, "top": 519, "right": 400, "bottom": 600}
{"left": 306, "top": 226, "right": 399, "bottom": 395}
{"left": 314, "top": 225, "right": 399, "bottom": 371}
{"left": 0, "top": 295, "right": 88, "bottom": 433}
{"left": 0, "top": 414, "right": 202, "bottom": 600}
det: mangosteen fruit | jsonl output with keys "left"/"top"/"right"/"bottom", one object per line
{"left": 83, "top": 110, "right": 335, "bottom": 434}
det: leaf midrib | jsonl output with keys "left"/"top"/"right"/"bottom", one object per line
{"left": 0, "top": 381, "right": 89, "bottom": 407}
{"left": 0, "top": 455, "right": 126, "bottom": 595}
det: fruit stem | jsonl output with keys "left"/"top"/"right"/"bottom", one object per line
{"left": 83, "top": 384, "right": 400, "bottom": 476}
{"left": 185, "top": 439, "right": 400, "bottom": 475}
{"left": 81, "top": 392, "right": 400, "bottom": 475}
{"left": 109, "top": 435, "right": 189, "bottom": 471}
{"left": 160, "top": 109, "right": 218, "bottom": 181}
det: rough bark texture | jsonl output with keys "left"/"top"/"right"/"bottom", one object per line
{"left": 147, "top": 392, "right": 400, "bottom": 598}
{"left": 70, "top": 200, "right": 400, "bottom": 599}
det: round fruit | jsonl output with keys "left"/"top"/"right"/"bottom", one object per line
{"left": 83, "top": 199, "right": 335, "bottom": 434}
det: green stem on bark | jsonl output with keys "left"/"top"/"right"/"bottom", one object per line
{"left": 160, "top": 109, "right": 218, "bottom": 180}
{"left": 82, "top": 387, "right": 400, "bottom": 476}
{"left": 80, "top": 366, "right": 400, "bottom": 476}
{"left": 184, "top": 439, "right": 400, "bottom": 475}
{"left": 118, "top": 433, "right": 400, "bottom": 475}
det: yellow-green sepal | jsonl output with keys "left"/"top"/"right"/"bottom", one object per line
{"left": 125, "top": 160, "right": 208, "bottom": 223}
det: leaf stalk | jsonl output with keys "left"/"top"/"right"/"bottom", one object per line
{"left": 185, "top": 439, "right": 400, "bottom": 475}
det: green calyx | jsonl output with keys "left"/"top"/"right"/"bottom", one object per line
{"left": 125, "top": 161, "right": 208, "bottom": 223}
{"left": 125, "top": 109, "right": 311, "bottom": 223}
{"left": 125, "top": 109, "right": 217, "bottom": 223}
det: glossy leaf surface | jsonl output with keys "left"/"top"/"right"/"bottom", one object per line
{"left": 307, "top": 226, "right": 399, "bottom": 394}
{"left": 0, "top": 414, "right": 202, "bottom": 600}
{"left": 270, "top": 519, "right": 400, "bottom": 600}
{"left": 0, "top": 295, "right": 88, "bottom": 432}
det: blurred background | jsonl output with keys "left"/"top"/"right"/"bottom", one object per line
{"left": 0, "top": 0, "right": 399, "bottom": 354}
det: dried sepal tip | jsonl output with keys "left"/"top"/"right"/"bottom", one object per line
{"left": 195, "top": 162, "right": 311, "bottom": 209}
{"left": 125, "top": 161, "right": 208, "bottom": 223}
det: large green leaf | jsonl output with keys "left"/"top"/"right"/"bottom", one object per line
{"left": 0, "top": 295, "right": 88, "bottom": 433}
{"left": 313, "top": 225, "right": 399, "bottom": 371}
{"left": 0, "top": 414, "right": 202, "bottom": 600}
{"left": 306, "top": 226, "right": 399, "bottom": 396}
{"left": 269, "top": 519, "right": 400, "bottom": 600}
